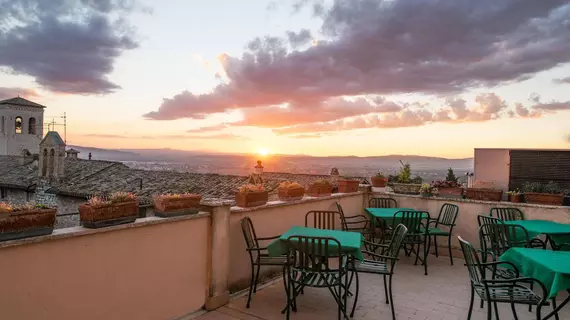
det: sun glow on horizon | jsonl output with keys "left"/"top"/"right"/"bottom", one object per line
{"left": 257, "top": 148, "right": 271, "bottom": 156}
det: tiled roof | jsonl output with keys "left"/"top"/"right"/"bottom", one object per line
{"left": 0, "top": 156, "right": 37, "bottom": 189}
{"left": 40, "top": 131, "right": 65, "bottom": 146}
{"left": 0, "top": 97, "right": 46, "bottom": 108}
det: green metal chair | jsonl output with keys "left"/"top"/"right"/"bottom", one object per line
{"left": 284, "top": 236, "right": 350, "bottom": 320}
{"left": 425, "top": 203, "right": 459, "bottom": 265}
{"left": 305, "top": 210, "right": 342, "bottom": 230}
{"left": 368, "top": 197, "right": 397, "bottom": 208}
{"left": 394, "top": 210, "right": 430, "bottom": 275}
{"left": 458, "top": 236, "right": 550, "bottom": 320}
{"left": 349, "top": 224, "right": 408, "bottom": 320}
{"left": 490, "top": 207, "right": 525, "bottom": 221}
{"left": 336, "top": 202, "right": 371, "bottom": 233}
{"left": 240, "top": 217, "right": 287, "bottom": 308}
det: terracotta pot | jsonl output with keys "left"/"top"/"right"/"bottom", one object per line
{"left": 338, "top": 179, "right": 360, "bottom": 193}
{"left": 391, "top": 183, "right": 422, "bottom": 195}
{"left": 0, "top": 208, "right": 56, "bottom": 241}
{"left": 79, "top": 201, "right": 139, "bottom": 228}
{"left": 371, "top": 176, "right": 388, "bottom": 188}
{"left": 508, "top": 194, "right": 522, "bottom": 203}
{"left": 438, "top": 187, "right": 464, "bottom": 197}
{"left": 278, "top": 187, "right": 305, "bottom": 201}
{"left": 524, "top": 193, "right": 564, "bottom": 206}
{"left": 307, "top": 184, "right": 333, "bottom": 197}
{"left": 153, "top": 194, "right": 201, "bottom": 217}
{"left": 235, "top": 191, "right": 268, "bottom": 207}
{"left": 466, "top": 188, "right": 503, "bottom": 202}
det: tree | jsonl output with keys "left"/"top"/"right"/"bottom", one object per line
{"left": 445, "top": 167, "right": 457, "bottom": 182}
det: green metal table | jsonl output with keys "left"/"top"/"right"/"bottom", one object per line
{"left": 266, "top": 226, "right": 364, "bottom": 260}
{"left": 500, "top": 248, "right": 570, "bottom": 319}
{"left": 365, "top": 207, "right": 425, "bottom": 228}
{"left": 503, "top": 220, "right": 570, "bottom": 249}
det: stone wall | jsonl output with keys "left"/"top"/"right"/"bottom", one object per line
{"left": 0, "top": 188, "right": 32, "bottom": 204}
{"left": 0, "top": 105, "right": 44, "bottom": 156}
{"left": 34, "top": 178, "right": 58, "bottom": 208}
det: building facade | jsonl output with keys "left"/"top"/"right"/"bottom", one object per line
{"left": 0, "top": 97, "right": 45, "bottom": 156}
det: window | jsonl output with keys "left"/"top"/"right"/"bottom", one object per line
{"left": 0, "top": 188, "right": 7, "bottom": 199}
{"left": 1, "top": 116, "right": 4, "bottom": 134}
{"left": 15, "top": 116, "right": 22, "bottom": 134}
{"left": 28, "top": 117, "right": 36, "bottom": 134}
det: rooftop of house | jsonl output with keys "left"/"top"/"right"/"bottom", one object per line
{"left": 0, "top": 155, "right": 369, "bottom": 203}
{"left": 0, "top": 96, "right": 46, "bottom": 109}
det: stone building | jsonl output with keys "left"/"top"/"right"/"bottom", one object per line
{"left": 0, "top": 97, "right": 45, "bottom": 156}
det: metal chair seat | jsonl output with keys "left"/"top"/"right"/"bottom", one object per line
{"left": 475, "top": 285, "right": 549, "bottom": 305}
{"left": 351, "top": 259, "right": 389, "bottom": 274}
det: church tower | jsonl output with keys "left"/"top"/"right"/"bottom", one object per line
{"left": 38, "top": 131, "right": 66, "bottom": 181}
{"left": 0, "top": 97, "right": 45, "bottom": 156}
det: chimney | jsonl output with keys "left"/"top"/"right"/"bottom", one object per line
{"left": 330, "top": 167, "right": 339, "bottom": 177}
{"left": 254, "top": 160, "right": 264, "bottom": 174}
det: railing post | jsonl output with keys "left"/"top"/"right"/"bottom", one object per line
{"left": 203, "top": 200, "right": 232, "bottom": 310}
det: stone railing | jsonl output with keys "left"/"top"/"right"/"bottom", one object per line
{"left": 0, "top": 191, "right": 367, "bottom": 320}
{"left": 369, "top": 191, "right": 570, "bottom": 256}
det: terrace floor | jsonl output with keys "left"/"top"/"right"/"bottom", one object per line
{"left": 196, "top": 255, "right": 570, "bottom": 320}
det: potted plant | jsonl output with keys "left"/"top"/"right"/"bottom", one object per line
{"left": 235, "top": 184, "right": 268, "bottom": 207}
{"left": 307, "top": 179, "right": 333, "bottom": 197}
{"left": 278, "top": 181, "right": 305, "bottom": 201}
{"left": 371, "top": 172, "right": 388, "bottom": 188}
{"left": 466, "top": 181, "right": 503, "bottom": 201}
{"left": 419, "top": 183, "right": 435, "bottom": 197}
{"left": 0, "top": 202, "right": 56, "bottom": 241}
{"left": 153, "top": 193, "right": 202, "bottom": 217}
{"left": 79, "top": 192, "right": 139, "bottom": 228}
{"left": 338, "top": 178, "right": 360, "bottom": 193}
{"left": 391, "top": 160, "right": 422, "bottom": 194}
{"left": 522, "top": 181, "right": 566, "bottom": 206}
{"left": 506, "top": 190, "right": 522, "bottom": 203}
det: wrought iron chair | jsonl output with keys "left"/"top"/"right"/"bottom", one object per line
{"left": 490, "top": 207, "right": 525, "bottom": 221}
{"left": 368, "top": 197, "right": 397, "bottom": 208}
{"left": 240, "top": 217, "right": 287, "bottom": 308}
{"left": 425, "top": 203, "right": 459, "bottom": 265}
{"left": 349, "top": 224, "right": 408, "bottom": 320}
{"left": 394, "top": 210, "right": 430, "bottom": 275}
{"left": 284, "top": 236, "right": 350, "bottom": 320}
{"left": 458, "top": 236, "right": 549, "bottom": 320}
{"left": 336, "top": 202, "right": 370, "bottom": 233}
{"left": 305, "top": 210, "right": 342, "bottom": 230}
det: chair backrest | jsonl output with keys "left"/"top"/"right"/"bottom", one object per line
{"left": 386, "top": 224, "right": 408, "bottom": 261}
{"left": 241, "top": 216, "right": 259, "bottom": 249}
{"left": 285, "top": 236, "right": 342, "bottom": 273}
{"left": 458, "top": 236, "right": 484, "bottom": 287}
{"left": 305, "top": 210, "right": 341, "bottom": 230}
{"left": 369, "top": 197, "right": 397, "bottom": 208}
{"left": 477, "top": 215, "right": 503, "bottom": 256}
{"left": 490, "top": 207, "right": 525, "bottom": 221}
{"left": 479, "top": 223, "right": 530, "bottom": 258}
{"left": 393, "top": 210, "right": 428, "bottom": 234}
{"left": 436, "top": 203, "right": 459, "bottom": 226}
{"left": 477, "top": 214, "right": 502, "bottom": 227}
{"left": 335, "top": 202, "right": 349, "bottom": 231}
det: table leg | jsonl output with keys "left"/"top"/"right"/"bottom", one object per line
{"left": 541, "top": 291, "right": 570, "bottom": 320}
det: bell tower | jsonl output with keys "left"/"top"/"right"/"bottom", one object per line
{"left": 38, "top": 131, "right": 66, "bottom": 181}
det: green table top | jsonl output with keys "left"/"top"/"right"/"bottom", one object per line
{"left": 365, "top": 208, "right": 415, "bottom": 219}
{"left": 503, "top": 220, "right": 570, "bottom": 247}
{"left": 500, "top": 248, "right": 570, "bottom": 298}
{"left": 266, "top": 226, "right": 364, "bottom": 261}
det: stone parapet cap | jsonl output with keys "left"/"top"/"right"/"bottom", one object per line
{"left": 374, "top": 191, "right": 570, "bottom": 211}
{"left": 0, "top": 212, "right": 211, "bottom": 250}
{"left": 230, "top": 191, "right": 364, "bottom": 214}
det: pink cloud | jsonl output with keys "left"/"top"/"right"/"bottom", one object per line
{"left": 0, "top": 87, "right": 39, "bottom": 99}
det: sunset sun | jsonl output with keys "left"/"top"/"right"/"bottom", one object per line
{"left": 257, "top": 148, "right": 271, "bottom": 156}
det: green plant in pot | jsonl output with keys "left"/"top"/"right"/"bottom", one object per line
{"left": 506, "top": 189, "right": 522, "bottom": 203}
{"left": 371, "top": 172, "right": 388, "bottom": 188}
{"left": 432, "top": 168, "right": 463, "bottom": 197}
{"left": 419, "top": 183, "right": 434, "bottom": 197}
{"left": 391, "top": 160, "right": 422, "bottom": 194}
{"left": 522, "top": 181, "right": 566, "bottom": 206}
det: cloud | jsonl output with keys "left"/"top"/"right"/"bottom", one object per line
{"left": 290, "top": 133, "right": 327, "bottom": 139}
{"left": 553, "top": 77, "right": 570, "bottom": 84}
{"left": 145, "top": 1, "right": 570, "bottom": 121}
{"left": 0, "top": 0, "right": 139, "bottom": 94}
{"left": 80, "top": 132, "right": 248, "bottom": 140}
{"left": 0, "top": 87, "right": 39, "bottom": 99}
{"left": 186, "top": 123, "right": 229, "bottom": 133}
{"left": 532, "top": 101, "right": 570, "bottom": 111}
{"left": 286, "top": 29, "right": 313, "bottom": 48}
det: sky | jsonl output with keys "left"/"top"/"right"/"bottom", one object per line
{"left": 1, "top": 0, "right": 570, "bottom": 158}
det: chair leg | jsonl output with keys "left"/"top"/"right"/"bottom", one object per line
{"left": 383, "top": 274, "right": 389, "bottom": 304}
{"left": 510, "top": 302, "right": 518, "bottom": 320}
{"left": 434, "top": 236, "right": 439, "bottom": 257}
{"left": 350, "top": 271, "right": 360, "bottom": 317}
{"left": 493, "top": 301, "right": 500, "bottom": 320}
{"left": 423, "top": 236, "right": 429, "bottom": 275}
{"left": 447, "top": 236, "right": 454, "bottom": 265}
{"left": 286, "top": 275, "right": 291, "bottom": 320}
{"left": 389, "top": 275, "right": 396, "bottom": 320}
{"left": 253, "top": 265, "right": 261, "bottom": 293}
{"left": 536, "top": 303, "right": 543, "bottom": 320}
{"left": 552, "top": 298, "right": 560, "bottom": 320}
{"left": 487, "top": 300, "right": 493, "bottom": 320}
{"left": 246, "top": 265, "right": 255, "bottom": 308}
{"left": 467, "top": 285, "right": 475, "bottom": 320}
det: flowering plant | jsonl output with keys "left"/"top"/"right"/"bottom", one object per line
{"left": 431, "top": 180, "right": 461, "bottom": 188}
{"left": 87, "top": 192, "right": 137, "bottom": 206}
{"left": 419, "top": 183, "right": 434, "bottom": 194}
{"left": 506, "top": 189, "right": 522, "bottom": 196}
{"left": 312, "top": 179, "right": 332, "bottom": 187}
{"left": 278, "top": 181, "right": 303, "bottom": 189}
{"left": 0, "top": 202, "right": 53, "bottom": 213}
{"left": 238, "top": 184, "right": 265, "bottom": 193}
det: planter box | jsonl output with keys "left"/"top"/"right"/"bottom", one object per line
{"left": 524, "top": 193, "right": 564, "bottom": 206}
{"left": 307, "top": 184, "right": 333, "bottom": 197}
{"left": 79, "top": 201, "right": 139, "bottom": 229}
{"left": 235, "top": 191, "right": 268, "bottom": 207}
{"left": 153, "top": 194, "right": 201, "bottom": 217}
{"left": 420, "top": 192, "right": 433, "bottom": 198}
{"left": 391, "top": 183, "right": 422, "bottom": 195}
{"left": 371, "top": 176, "right": 388, "bottom": 188}
{"left": 0, "top": 208, "right": 56, "bottom": 241}
{"left": 437, "top": 187, "right": 464, "bottom": 198}
{"left": 466, "top": 188, "right": 503, "bottom": 202}
{"left": 338, "top": 180, "right": 360, "bottom": 193}
{"left": 508, "top": 194, "right": 522, "bottom": 203}
{"left": 278, "top": 187, "right": 305, "bottom": 201}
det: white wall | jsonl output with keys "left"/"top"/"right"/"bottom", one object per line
{"left": 0, "top": 105, "right": 44, "bottom": 155}
{"left": 474, "top": 148, "right": 510, "bottom": 192}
